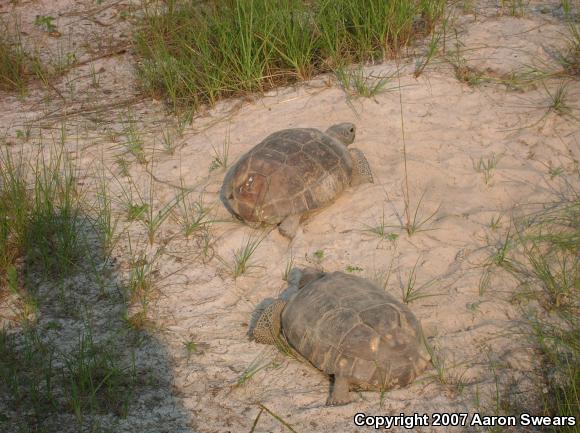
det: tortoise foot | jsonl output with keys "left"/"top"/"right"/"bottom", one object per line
{"left": 326, "top": 375, "right": 351, "bottom": 406}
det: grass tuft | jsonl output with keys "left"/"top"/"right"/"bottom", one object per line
{"left": 174, "top": 190, "right": 215, "bottom": 238}
{"left": 209, "top": 130, "right": 231, "bottom": 172}
{"left": 545, "top": 81, "right": 574, "bottom": 117}
{"left": 0, "top": 144, "right": 92, "bottom": 281}
{"left": 0, "top": 22, "right": 45, "bottom": 94}
{"left": 403, "top": 190, "right": 440, "bottom": 236}
{"left": 0, "top": 138, "right": 141, "bottom": 431}
{"left": 414, "top": 15, "right": 448, "bottom": 78}
{"left": 64, "top": 329, "right": 136, "bottom": 421}
{"left": 472, "top": 153, "right": 502, "bottom": 185}
{"left": 228, "top": 234, "right": 265, "bottom": 278}
{"left": 400, "top": 257, "right": 441, "bottom": 303}
{"left": 336, "top": 66, "right": 396, "bottom": 99}
{"left": 499, "top": 0, "right": 527, "bottom": 17}
{"left": 362, "top": 210, "right": 399, "bottom": 241}
{"left": 559, "top": 24, "right": 579, "bottom": 76}
{"left": 478, "top": 189, "right": 579, "bottom": 422}
{"left": 134, "top": 0, "right": 445, "bottom": 111}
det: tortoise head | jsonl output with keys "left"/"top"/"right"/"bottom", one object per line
{"left": 326, "top": 123, "right": 356, "bottom": 146}
{"left": 252, "top": 299, "right": 286, "bottom": 345}
{"left": 287, "top": 267, "right": 325, "bottom": 290}
{"left": 225, "top": 172, "right": 269, "bottom": 221}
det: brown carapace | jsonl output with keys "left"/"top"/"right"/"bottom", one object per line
{"left": 251, "top": 268, "right": 431, "bottom": 406}
{"left": 220, "top": 123, "right": 373, "bottom": 238}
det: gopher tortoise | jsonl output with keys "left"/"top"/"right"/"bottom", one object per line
{"left": 251, "top": 268, "right": 431, "bottom": 405}
{"left": 221, "top": 123, "right": 373, "bottom": 239}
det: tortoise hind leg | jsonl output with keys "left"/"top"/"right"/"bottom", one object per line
{"left": 349, "top": 148, "right": 374, "bottom": 186}
{"left": 278, "top": 214, "right": 301, "bottom": 239}
{"left": 327, "top": 375, "right": 352, "bottom": 406}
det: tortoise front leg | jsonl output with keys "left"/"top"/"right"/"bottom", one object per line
{"left": 349, "top": 148, "right": 374, "bottom": 186}
{"left": 278, "top": 214, "right": 301, "bottom": 239}
{"left": 326, "top": 375, "right": 351, "bottom": 406}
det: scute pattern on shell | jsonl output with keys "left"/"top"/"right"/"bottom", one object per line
{"left": 224, "top": 128, "right": 353, "bottom": 223}
{"left": 281, "top": 272, "right": 429, "bottom": 391}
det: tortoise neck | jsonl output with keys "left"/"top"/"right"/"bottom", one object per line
{"left": 325, "top": 129, "right": 349, "bottom": 146}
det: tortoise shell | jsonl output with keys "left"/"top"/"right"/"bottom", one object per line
{"left": 281, "top": 272, "right": 430, "bottom": 390}
{"left": 221, "top": 128, "right": 353, "bottom": 224}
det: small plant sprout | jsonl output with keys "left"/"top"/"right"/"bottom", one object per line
{"left": 414, "top": 17, "right": 447, "bottom": 78}
{"left": 183, "top": 339, "right": 209, "bottom": 360}
{"left": 127, "top": 247, "right": 155, "bottom": 308}
{"left": 183, "top": 340, "right": 198, "bottom": 358}
{"left": 230, "top": 234, "right": 265, "bottom": 278}
{"left": 396, "top": 66, "right": 441, "bottom": 237}
{"left": 305, "top": 249, "right": 326, "bottom": 269}
{"left": 127, "top": 203, "right": 149, "bottom": 222}
{"left": 479, "top": 227, "right": 515, "bottom": 296}
{"left": 209, "top": 129, "right": 231, "bottom": 172}
{"left": 558, "top": 23, "right": 579, "bottom": 76}
{"left": 466, "top": 300, "right": 483, "bottom": 312}
{"left": 34, "top": 15, "right": 58, "bottom": 34}
{"left": 560, "top": 0, "right": 572, "bottom": 17}
{"left": 403, "top": 190, "right": 441, "bottom": 236}
{"left": 121, "top": 114, "right": 147, "bottom": 164}
{"left": 548, "top": 165, "right": 564, "bottom": 179}
{"left": 472, "top": 153, "right": 501, "bottom": 185}
{"left": 478, "top": 266, "right": 492, "bottom": 296}
{"left": 120, "top": 169, "right": 185, "bottom": 244}
{"left": 195, "top": 227, "right": 216, "bottom": 263}
{"left": 160, "top": 125, "right": 181, "bottom": 155}
{"left": 115, "top": 157, "right": 130, "bottom": 177}
{"left": 449, "top": 50, "right": 484, "bottom": 86}
{"left": 424, "top": 341, "right": 470, "bottom": 391}
{"left": 234, "top": 351, "right": 273, "bottom": 388}
{"left": 144, "top": 191, "right": 184, "bottom": 245}
{"left": 15, "top": 121, "right": 33, "bottom": 141}
{"left": 490, "top": 228, "right": 514, "bottom": 269}
{"left": 362, "top": 210, "right": 399, "bottom": 241}
{"left": 94, "top": 162, "right": 120, "bottom": 258}
{"left": 462, "top": 0, "right": 477, "bottom": 18}
{"left": 371, "top": 258, "right": 395, "bottom": 290}
{"left": 336, "top": 66, "right": 395, "bottom": 99}
{"left": 89, "top": 64, "right": 100, "bottom": 88}
{"left": 400, "top": 257, "right": 442, "bottom": 304}
{"left": 345, "top": 265, "right": 363, "bottom": 273}
{"left": 500, "top": 0, "right": 526, "bottom": 17}
{"left": 489, "top": 215, "right": 503, "bottom": 230}
{"left": 6, "top": 265, "right": 19, "bottom": 295}
{"left": 175, "top": 190, "right": 214, "bottom": 237}
{"left": 545, "top": 81, "right": 573, "bottom": 117}
{"left": 1, "top": 25, "right": 46, "bottom": 93}
{"left": 424, "top": 340, "right": 448, "bottom": 384}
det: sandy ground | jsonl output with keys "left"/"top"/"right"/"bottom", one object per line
{"left": 1, "top": 1, "right": 578, "bottom": 432}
